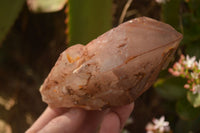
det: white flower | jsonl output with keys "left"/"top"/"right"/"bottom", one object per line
{"left": 184, "top": 84, "right": 190, "bottom": 89}
{"left": 146, "top": 116, "right": 170, "bottom": 133}
{"left": 153, "top": 116, "right": 170, "bottom": 132}
{"left": 174, "top": 62, "right": 182, "bottom": 71}
{"left": 183, "top": 55, "right": 196, "bottom": 68}
{"left": 197, "top": 60, "right": 200, "bottom": 70}
{"left": 155, "top": 0, "right": 170, "bottom": 4}
{"left": 146, "top": 123, "right": 155, "bottom": 132}
{"left": 191, "top": 72, "right": 199, "bottom": 79}
{"left": 192, "top": 84, "right": 200, "bottom": 94}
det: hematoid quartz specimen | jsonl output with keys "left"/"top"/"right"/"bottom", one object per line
{"left": 40, "top": 17, "right": 183, "bottom": 110}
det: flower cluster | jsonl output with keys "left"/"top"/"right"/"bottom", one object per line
{"left": 169, "top": 54, "right": 200, "bottom": 94}
{"left": 146, "top": 116, "right": 171, "bottom": 133}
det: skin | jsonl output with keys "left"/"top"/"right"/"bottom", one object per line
{"left": 26, "top": 103, "right": 134, "bottom": 133}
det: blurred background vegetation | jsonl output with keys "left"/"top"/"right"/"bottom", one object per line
{"left": 0, "top": 0, "right": 200, "bottom": 133}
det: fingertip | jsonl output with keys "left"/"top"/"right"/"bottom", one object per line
{"left": 99, "top": 112, "right": 121, "bottom": 133}
{"left": 112, "top": 102, "right": 134, "bottom": 129}
{"left": 113, "top": 102, "right": 134, "bottom": 112}
{"left": 38, "top": 108, "right": 86, "bottom": 133}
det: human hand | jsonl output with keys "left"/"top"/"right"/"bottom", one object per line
{"left": 26, "top": 103, "right": 134, "bottom": 133}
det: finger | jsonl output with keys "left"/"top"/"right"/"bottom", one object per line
{"left": 112, "top": 103, "right": 134, "bottom": 129}
{"left": 99, "top": 103, "right": 134, "bottom": 133}
{"left": 38, "top": 108, "right": 86, "bottom": 133}
{"left": 78, "top": 109, "right": 109, "bottom": 133}
{"left": 99, "top": 112, "right": 121, "bottom": 133}
{"left": 26, "top": 107, "right": 68, "bottom": 133}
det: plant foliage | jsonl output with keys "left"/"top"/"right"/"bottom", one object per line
{"left": 0, "top": 0, "right": 25, "bottom": 43}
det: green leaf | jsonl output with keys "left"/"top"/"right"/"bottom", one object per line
{"left": 0, "top": 0, "right": 25, "bottom": 43}
{"left": 175, "top": 117, "right": 200, "bottom": 133}
{"left": 181, "top": 0, "right": 200, "bottom": 44}
{"left": 67, "top": 0, "right": 112, "bottom": 45}
{"left": 161, "top": 0, "right": 181, "bottom": 30}
{"left": 27, "top": 0, "right": 67, "bottom": 13}
{"left": 154, "top": 77, "right": 187, "bottom": 101}
{"left": 187, "top": 91, "right": 200, "bottom": 108}
{"left": 181, "top": 13, "right": 200, "bottom": 44}
{"left": 176, "top": 98, "right": 200, "bottom": 120}
{"left": 187, "top": 0, "right": 200, "bottom": 19}
{"left": 185, "top": 42, "right": 200, "bottom": 60}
